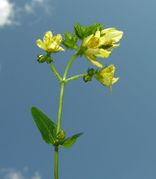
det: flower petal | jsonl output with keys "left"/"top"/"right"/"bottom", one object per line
{"left": 95, "top": 49, "right": 111, "bottom": 58}
{"left": 94, "top": 30, "right": 101, "bottom": 38}
{"left": 82, "top": 34, "right": 93, "bottom": 47}
{"left": 54, "top": 34, "right": 62, "bottom": 44}
{"left": 36, "top": 39, "right": 46, "bottom": 50}
{"left": 101, "top": 28, "right": 123, "bottom": 43}
{"left": 86, "top": 54, "right": 103, "bottom": 68}
{"left": 43, "top": 31, "right": 53, "bottom": 43}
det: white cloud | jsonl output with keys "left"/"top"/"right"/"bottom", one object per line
{"left": 24, "top": 0, "right": 51, "bottom": 14}
{"left": 4, "top": 171, "right": 24, "bottom": 179}
{"left": 0, "top": 168, "right": 42, "bottom": 179}
{"left": 0, "top": 0, "right": 53, "bottom": 28}
{"left": 31, "top": 172, "right": 42, "bottom": 179}
{"left": 0, "top": 0, "right": 15, "bottom": 27}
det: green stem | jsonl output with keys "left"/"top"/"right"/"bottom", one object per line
{"left": 56, "top": 81, "right": 65, "bottom": 133}
{"left": 66, "top": 74, "right": 86, "bottom": 83}
{"left": 54, "top": 146, "right": 59, "bottom": 179}
{"left": 63, "top": 53, "right": 78, "bottom": 80}
{"left": 56, "top": 53, "right": 78, "bottom": 133}
{"left": 54, "top": 53, "right": 78, "bottom": 179}
{"left": 54, "top": 82, "right": 65, "bottom": 179}
{"left": 49, "top": 63, "right": 62, "bottom": 81}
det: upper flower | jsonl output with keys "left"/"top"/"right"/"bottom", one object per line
{"left": 36, "top": 31, "right": 64, "bottom": 53}
{"left": 81, "top": 28, "right": 123, "bottom": 68}
{"left": 95, "top": 64, "right": 119, "bottom": 89}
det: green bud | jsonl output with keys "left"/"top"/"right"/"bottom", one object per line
{"left": 37, "top": 54, "right": 52, "bottom": 64}
{"left": 53, "top": 139, "right": 60, "bottom": 146}
{"left": 53, "top": 130, "right": 66, "bottom": 146}
{"left": 83, "top": 74, "right": 92, "bottom": 82}
{"left": 56, "top": 130, "right": 66, "bottom": 141}
{"left": 87, "top": 68, "right": 95, "bottom": 76}
{"left": 37, "top": 55, "right": 47, "bottom": 63}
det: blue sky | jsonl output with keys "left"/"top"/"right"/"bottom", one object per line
{"left": 0, "top": 0, "right": 156, "bottom": 179}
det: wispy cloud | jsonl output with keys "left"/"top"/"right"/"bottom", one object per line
{"left": 24, "top": 0, "right": 51, "bottom": 14}
{"left": 0, "top": 168, "right": 42, "bottom": 179}
{"left": 0, "top": 0, "right": 15, "bottom": 27}
{"left": 0, "top": 0, "right": 53, "bottom": 28}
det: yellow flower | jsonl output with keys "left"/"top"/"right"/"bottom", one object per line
{"left": 36, "top": 31, "right": 64, "bottom": 53}
{"left": 81, "top": 28, "right": 123, "bottom": 68}
{"left": 95, "top": 64, "right": 119, "bottom": 89}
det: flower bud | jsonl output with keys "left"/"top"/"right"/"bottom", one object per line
{"left": 37, "top": 54, "right": 52, "bottom": 63}
{"left": 37, "top": 55, "right": 47, "bottom": 63}
{"left": 87, "top": 68, "right": 95, "bottom": 76}
{"left": 83, "top": 74, "right": 92, "bottom": 82}
{"left": 56, "top": 129, "right": 66, "bottom": 141}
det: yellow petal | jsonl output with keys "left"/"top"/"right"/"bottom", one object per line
{"left": 112, "top": 77, "right": 119, "bottom": 85}
{"left": 36, "top": 39, "right": 46, "bottom": 50}
{"left": 54, "top": 34, "right": 62, "bottom": 44}
{"left": 95, "top": 64, "right": 119, "bottom": 87}
{"left": 110, "top": 31, "right": 123, "bottom": 42}
{"left": 94, "top": 30, "right": 101, "bottom": 38}
{"left": 101, "top": 28, "right": 116, "bottom": 34}
{"left": 95, "top": 49, "right": 111, "bottom": 58}
{"left": 82, "top": 34, "right": 93, "bottom": 47}
{"left": 101, "top": 28, "right": 123, "bottom": 43}
{"left": 58, "top": 46, "right": 65, "bottom": 51}
{"left": 43, "top": 31, "right": 53, "bottom": 43}
{"left": 86, "top": 54, "right": 103, "bottom": 68}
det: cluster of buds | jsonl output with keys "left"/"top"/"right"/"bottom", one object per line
{"left": 36, "top": 23, "right": 123, "bottom": 90}
{"left": 83, "top": 68, "right": 95, "bottom": 82}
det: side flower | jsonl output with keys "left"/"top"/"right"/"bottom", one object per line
{"left": 80, "top": 28, "right": 123, "bottom": 68}
{"left": 94, "top": 64, "right": 119, "bottom": 90}
{"left": 36, "top": 31, "right": 64, "bottom": 53}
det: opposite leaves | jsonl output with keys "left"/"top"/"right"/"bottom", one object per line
{"left": 31, "top": 106, "right": 83, "bottom": 148}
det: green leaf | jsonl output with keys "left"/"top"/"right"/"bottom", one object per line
{"left": 61, "top": 133, "right": 83, "bottom": 148}
{"left": 84, "top": 23, "right": 103, "bottom": 38}
{"left": 62, "top": 32, "right": 78, "bottom": 50}
{"left": 74, "top": 23, "right": 85, "bottom": 39}
{"left": 31, "top": 106, "right": 56, "bottom": 145}
{"left": 74, "top": 23, "right": 104, "bottom": 39}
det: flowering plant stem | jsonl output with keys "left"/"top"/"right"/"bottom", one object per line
{"left": 51, "top": 53, "right": 78, "bottom": 179}
{"left": 32, "top": 24, "right": 123, "bottom": 179}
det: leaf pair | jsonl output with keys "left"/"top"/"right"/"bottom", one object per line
{"left": 31, "top": 107, "right": 83, "bottom": 149}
